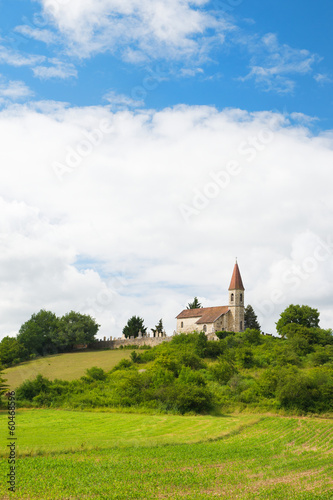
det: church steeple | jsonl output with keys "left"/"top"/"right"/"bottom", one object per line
{"left": 228, "top": 261, "right": 245, "bottom": 291}
{"left": 228, "top": 261, "right": 245, "bottom": 332}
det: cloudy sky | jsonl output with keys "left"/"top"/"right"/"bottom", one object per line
{"left": 0, "top": 0, "right": 332, "bottom": 339}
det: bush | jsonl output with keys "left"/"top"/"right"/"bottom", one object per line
{"left": 155, "top": 383, "right": 214, "bottom": 414}
{"left": 84, "top": 366, "right": 107, "bottom": 381}
{"left": 148, "top": 367, "right": 175, "bottom": 389}
{"left": 236, "top": 347, "right": 254, "bottom": 368}
{"left": 16, "top": 374, "right": 52, "bottom": 402}
{"left": 209, "top": 358, "right": 238, "bottom": 385}
{"left": 205, "top": 340, "right": 226, "bottom": 358}
{"left": 112, "top": 359, "right": 133, "bottom": 371}
{"left": 215, "top": 331, "right": 235, "bottom": 340}
{"left": 307, "top": 345, "right": 333, "bottom": 366}
{"left": 178, "top": 366, "right": 206, "bottom": 386}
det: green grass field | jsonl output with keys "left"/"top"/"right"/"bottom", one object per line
{"left": 0, "top": 410, "right": 332, "bottom": 499}
{"left": 2, "top": 350, "right": 131, "bottom": 389}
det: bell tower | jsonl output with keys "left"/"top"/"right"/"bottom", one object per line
{"left": 228, "top": 260, "right": 245, "bottom": 332}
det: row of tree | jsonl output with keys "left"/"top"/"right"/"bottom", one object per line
{"left": 0, "top": 310, "right": 100, "bottom": 367}
{"left": 122, "top": 317, "right": 164, "bottom": 338}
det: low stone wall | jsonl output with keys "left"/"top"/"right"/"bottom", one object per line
{"left": 90, "top": 336, "right": 173, "bottom": 350}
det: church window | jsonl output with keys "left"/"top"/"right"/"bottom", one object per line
{"left": 231, "top": 293, "right": 234, "bottom": 302}
{"left": 240, "top": 293, "right": 243, "bottom": 302}
{"left": 181, "top": 321, "right": 183, "bottom": 328}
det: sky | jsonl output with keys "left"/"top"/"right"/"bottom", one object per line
{"left": 0, "top": 0, "right": 332, "bottom": 340}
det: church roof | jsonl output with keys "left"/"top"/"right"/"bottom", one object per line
{"left": 228, "top": 262, "right": 245, "bottom": 290}
{"left": 176, "top": 306, "right": 229, "bottom": 324}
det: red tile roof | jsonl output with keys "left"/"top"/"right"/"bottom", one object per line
{"left": 177, "top": 306, "right": 229, "bottom": 324}
{"left": 228, "top": 262, "right": 245, "bottom": 290}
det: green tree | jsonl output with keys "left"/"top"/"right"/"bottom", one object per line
{"left": 280, "top": 323, "right": 333, "bottom": 350}
{"left": 122, "top": 316, "right": 147, "bottom": 339}
{"left": 244, "top": 305, "right": 261, "bottom": 331}
{"left": 17, "top": 310, "right": 60, "bottom": 356}
{"left": 187, "top": 297, "right": 202, "bottom": 309}
{"left": 151, "top": 319, "right": 164, "bottom": 336}
{"left": 56, "top": 312, "right": 100, "bottom": 351}
{"left": 276, "top": 304, "right": 320, "bottom": 337}
{"left": 0, "top": 336, "right": 28, "bottom": 366}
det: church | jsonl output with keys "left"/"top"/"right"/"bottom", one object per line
{"left": 176, "top": 261, "right": 245, "bottom": 335}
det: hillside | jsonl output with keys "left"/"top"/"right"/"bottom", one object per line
{"left": 11, "top": 330, "right": 333, "bottom": 415}
{"left": 3, "top": 349, "right": 131, "bottom": 389}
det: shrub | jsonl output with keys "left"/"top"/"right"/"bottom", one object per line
{"left": 178, "top": 366, "right": 206, "bottom": 386}
{"left": 307, "top": 345, "right": 333, "bottom": 366}
{"left": 236, "top": 347, "right": 254, "bottom": 368}
{"left": 148, "top": 367, "right": 175, "bottom": 388}
{"left": 16, "top": 374, "right": 52, "bottom": 402}
{"left": 112, "top": 359, "right": 133, "bottom": 371}
{"left": 209, "top": 358, "right": 238, "bottom": 385}
{"left": 85, "top": 366, "right": 107, "bottom": 381}
{"left": 155, "top": 383, "right": 214, "bottom": 414}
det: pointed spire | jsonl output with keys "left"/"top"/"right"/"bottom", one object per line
{"left": 228, "top": 261, "right": 245, "bottom": 290}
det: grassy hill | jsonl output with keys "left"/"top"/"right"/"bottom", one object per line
{"left": 3, "top": 349, "right": 131, "bottom": 389}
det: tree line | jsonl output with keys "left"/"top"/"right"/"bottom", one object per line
{"left": 0, "top": 310, "right": 100, "bottom": 367}
{"left": 11, "top": 304, "right": 333, "bottom": 415}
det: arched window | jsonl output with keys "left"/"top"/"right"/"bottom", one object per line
{"left": 181, "top": 321, "right": 183, "bottom": 328}
{"left": 203, "top": 325, "right": 207, "bottom": 332}
{"left": 240, "top": 293, "right": 243, "bottom": 302}
{"left": 231, "top": 293, "right": 234, "bottom": 302}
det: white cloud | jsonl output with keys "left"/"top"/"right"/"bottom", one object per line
{"left": 37, "top": 0, "right": 230, "bottom": 61}
{"left": 15, "top": 25, "right": 59, "bottom": 45}
{"left": 32, "top": 59, "right": 78, "bottom": 79}
{"left": 240, "top": 33, "right": 319, "bottom": 93}
{"left": 0, "top": 44, "right": 45, "bottom": 67}
{"left": 104, "top": 90, "right": 144, "bottom": 109}
{"left": 0, "top": 77, "right": 33, "bottom": 99}
{"left": 0, "top": 42, "right": 75, "bottom": 81}
{"left": 314, "top": 73, "right": 333, "bottom": 85}
{"left": 0, "top": 102, "right": 332, "bottom": 340}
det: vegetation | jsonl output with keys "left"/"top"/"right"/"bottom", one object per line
{"left": 14, "top": 324, "right": 333, "bottom": 414}
{"left": 0, "top": 336, "right": 28, "bottom": 366}
{"left": 244, "top": 304, "right": 261, "bottom": 331}
{"left": 122, "top": 315, "right": 147, "bottom": 339}
{"left": 0, "top": 410, "right": 332, "bottom": 499}
{"left": 151, "top": 318, "right": 164, "bottom": 336}
{"left": 276, "top": 304, "right": 320, "bottom": 335}
{"left": 0, "top": 309, "right": 100, "bottom": 367}
{"left": 187, "top": 296, "right": 202, "bottom": 309}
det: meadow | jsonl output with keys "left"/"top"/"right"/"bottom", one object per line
{"left": 0, "top": 409, "right": 332, "bottom": 499}
{"left": 2, "top": 350, "right": 131, "bottom": 389}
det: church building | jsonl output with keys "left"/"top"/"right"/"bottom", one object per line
{"left": 176, "top": 261, "right": 245, "bottom": 335}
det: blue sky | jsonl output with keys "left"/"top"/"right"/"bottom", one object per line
{"left": 1, "top": 0, "right": 333, "bottom": 125}
{"left": 0, "top": 0, "right": 333, "bottom": 338}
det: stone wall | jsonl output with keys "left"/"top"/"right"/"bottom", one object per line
{"left": 90, "top": 336, "right": 173, "bottom": 350}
